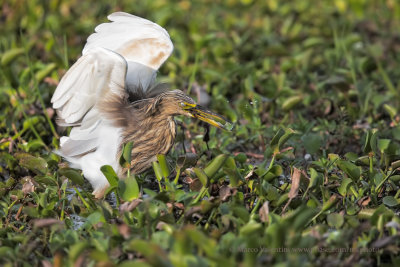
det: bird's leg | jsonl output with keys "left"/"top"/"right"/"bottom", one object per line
{"left": 176, "top": 121, "right": 187, "bottom": 154}
{"left": 203, "top": 124, "right": 210, "bottom": 151}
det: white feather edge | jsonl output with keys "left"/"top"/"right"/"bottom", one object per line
{"left": 82, "top": 12, "right": 173, "bottom": 70}
{"left": 51, "top": 47, "right": 127, "bottom": 124}
{"left": 51, "top": 12, "right": 174, "bottom": 195}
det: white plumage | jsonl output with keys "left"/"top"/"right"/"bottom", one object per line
{"left": 51, "top": 12, "right": 174, "bottom": 197}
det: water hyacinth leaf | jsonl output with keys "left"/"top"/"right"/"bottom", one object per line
{"left": 327, "top": 213, "right": 344, "bottom": 228}
{"left": 301, "top": 133, "right": 322, "bottom": 154}
{"left": 34, "top": 175, "right": 58, "bottom": 186}
{"left": 346, "top": 202, "right": 360, "bottom": 216}
{"left": 259, "top": 165, "right": 283, "bottom": 181}
{"left": 35, "top": 63, "right": 56, "bottom": 82}
{"left": 157, "top": 154, "right": 170, "bottom": 178}
{"left": 193, "top": 168, "right": 208, "bottom": 187}
{"left": 223, "top": 157, "right": 241, "bottom": 187}
{"left": 22, "top": 116, "right": 45, "bottom": 130}
{"left": 1, "top": 48, "right": 24, "bottom": 66}
{"left": 119, "top": 261, "right": 152, "bottom": 267}
{"left": 204, "top": 154, "right": 228, "bottom": 178}
{"left": 234, "top": 153, "right": 247, "bottom": 164}
{"left": 239, "top": 220, "right": 262, "bottom": 236}
{"left": 282, "top": 95, "right": 303, "bottom": 111}
{"left": 232, "top": 206, "right": 250, "bottom": 223}
{"left": 119, "top": 141, "right": 133, "bottom": 168}
{"left": 0, "top": 246, "right": 14, "bottom": 259}
{"left": 270, "top": 128, "right": 285, "bottom": 148}
{"left": 321, "top": 194, "right": 339, "bottom": 212}
{"left": 265, "top": 223, "right": 285, "bottom": 248}
{"left": 308, "top": 168, "right": 323, "bottom": 189}
{"left": 378, "top": 139, "right": 391, "bottom": 153}
{"left": 355, "top": 156, "right": 371, "bottom": 166}
{"left": 15, "top": 153, "right": 47, "bottom": 174}
{"left": 391, "top": 160, "right": 400, "bottom": 170}
{"left": 382, "top": 196, "right": 399, "bottom": 207}
{"left": 58, "top": 168, "right": 84, "bottom": 185}
{"left": 328, "top": 153, "right": 340, "bottom": 161}
{"left": 100, "top": 165, "right": 119, "bottom": 187}
{"left": 27, "top": 139, "right": 46, "bottom": 152}
{"left": 118, "top": 177, "right": 140, "bottom": 202}
{"left": 275, "top": 193, "right": 289, "bottom": 206}
{"left": 338, "top": 177, "right": 353, "bottom": 196}
{"left": 176, "top": 153, "right": 198, "bottom": 169}
{"left": 124, "top": 240, "right": 169, "bottom": 266}
{"left": 68, "top": 241, "right": 89, "bottom": 262}
{"left": 292, "top": 206, "right": 319, "bottom": 231}
{"left": 337, "top": 160, "right": 361, "bottom": 181}
{"left": 383, "top": 103, "right": 397, "bottom": 119}
{"left": 363, "top": 129, "right": 378, "bottom": 154}
{"left": 152, "top": 161, "right": 163, "bottom": 182}
{"left": 277, "top": 128, "right": 296, "bottom": 152}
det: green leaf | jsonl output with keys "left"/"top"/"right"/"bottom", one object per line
{"left": 337, "top": 160, "right": 360, "bottom": 181}
{"left": 239, "top": 220, "right": 262, "bottom": 235}
{"left": 118, "top": 176, "right": 140, "bottom": 201}
{"left": 301, "top": 133, "right": 322, "bottom": 154}
{"left": 327, "top": 213, "right": 344, "bottom": 228}
{"left": 308, "top": 168, "right": 323, "bottom": 189}
{"left": 100, "top": 165, "right": 119, "bottom": 187}
{"left": 338, "top": 177, "right": 353, "bottom": 196}
{"left": 35, "top": 63, "right": 56, "bottom": 82}
{"left": 363, "top": 129, "right": 378, "bottom": 154}
{"left": 378, "top": 139, "right": 391, "bottom": 153}
{"left": 270, "top": 128, "right": 285, "bottom": 148}
{"left": 152, "top": 161, "right": 163, "bottom": 182}
{"left": 277, "top": 128, "right": 296, "bottom": 151}
{"left": 321, "top": 195, "right": 339, "bottom": 212}
{"left": 382, "top": 196, "right": 399, "bottom": 207}
{"left": 119, "top": 141, "right": 134, "bottom": 168}
{"left": 282, "top": 95, "right": 303, "bottom": 111}
{"left": 157, "top": 154, "right": 170, "bottom": 178}
{"left": 1, "top": 48, "right": 24, "bottom": 66}
{"left": 223, "top": 157, "right": 241, "bottom": 187}
{"left": 15, "top": 153, "right": 47, "bottom": 174}
{"left": 58, "top": 168, "right": 84, "bottom": 185}
{"left": 383, "top": 104, "right": 397, "bottom": 119}
{"left": 193, "top": 168, "right": 209, "bottom": 187}
{"left": 260, "top": 165, "right": 283, "bottom": 182}
{"left": 68, "top": 241, "right": 89, "bottom": 262}
{"left": 204, "top": 154, "right": 228, "bottom": 178}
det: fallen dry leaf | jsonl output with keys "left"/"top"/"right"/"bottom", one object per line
{"left": 33, "top": 218, "right": 64, "bottom": 228}
{"left": 288, "top": 167, "right": 301, "bottom": 199}
{"left": 259, "top": 201, "right": 269, "bottom": 223}
{"left": 22, "top": 176, "right": 35, "bottom": 195}
{"left": 119, "top": 199, "right": 143, "bottom": 213}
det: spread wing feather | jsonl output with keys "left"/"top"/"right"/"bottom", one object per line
{"left": 51, "top": 47, "right": 127, "bottom": 124}
{"left": 83, "top": 12, "right": 173, "bottom": 70}
{"left": 52, "top": 12, "right": 173, "bottom": 162}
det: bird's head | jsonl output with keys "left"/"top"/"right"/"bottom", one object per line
{"left": 157, "top": 90, "right": 233, "bottom": 131}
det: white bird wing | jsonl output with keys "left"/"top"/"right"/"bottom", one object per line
{"left": 51, "top": 47, "right": 127, "bottom": 124}
{"left": 51, "top": 12, "right": 174, "bottom": 159}
{"left": 83, "top": 12, "right": 174, "bottom": 91}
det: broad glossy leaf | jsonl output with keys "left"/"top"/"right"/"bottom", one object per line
{"left": 100, "top": 165, "right": 119, "bottom": 187}
{"left": 204, "top": 154, "right": 228, "bottom": 178}
{"left": 15, "top": 153, "right": 47, "bottom": 174}
{"left": 118, "top": 176, "right": 140, "bottom": 202}
{"left": 59, "top": 168, "right": 84, "bottom": 185}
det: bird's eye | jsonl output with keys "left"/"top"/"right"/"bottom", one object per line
{"left": 180, "top": 102, "right": 185, "bottom": 107}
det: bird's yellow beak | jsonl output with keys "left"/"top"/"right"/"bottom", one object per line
{"left": 188, "top": 105, "right": 233, "bottom": 131}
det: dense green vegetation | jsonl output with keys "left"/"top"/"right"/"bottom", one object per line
{"left": 1, "top": 0, "right": 400, "bottom": 266}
